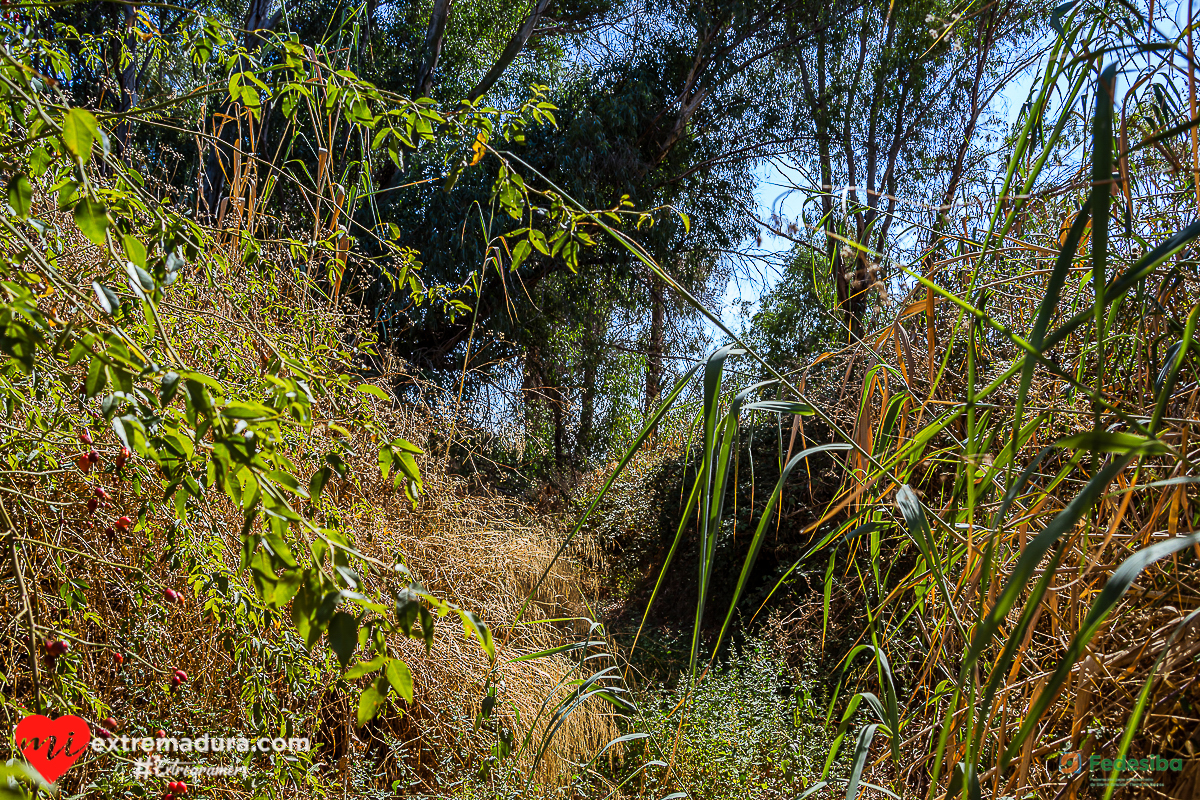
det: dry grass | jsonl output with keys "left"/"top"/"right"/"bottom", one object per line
{"left": 0, "top": 208, "right": 617, "bottom": 798}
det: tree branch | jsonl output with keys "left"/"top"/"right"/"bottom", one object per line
{"left": 467, "top": 0, "right": 551, "bottom": 103}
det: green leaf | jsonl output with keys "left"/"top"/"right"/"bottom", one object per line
{"left": 263, "top": 525, "right": 298, "bottom": 568}
{"left": 85, "top": 356, "right": 107, "bottom": 397}
{"left": 125, "top": 261, "right": 155, "bottom": 294}
{"left": 160, "top": 371, "right": 181, "bottom": 405}
{"left": 510, "top": 238, "right": 531, "bottom": 271}
{"left": 846, "top": 723, "right": 879, "bottom": 800}
{"left": 390, "top": 437, "right": 423, "bottom": 454}
{"left": 310, "top": 466, "right": 332, "bottom": 500}
{"left": 457, "top": 610, "right": 494, "bottom": 661}
{"left": 272, "top": 569, "right": 303, "bottom": 608}
{"left": 385, "top": 659, "right": 413, "bottom": 702}
{"left": 29, "top": 147, "right": 52, "bottom": 177}
{"left": 55, "top": 181, "right": 79, "bottom": 210}
{"left": 1054, "top": 430, "right": 1170, "bottom": 456}
{"left": 92, "top": 282, "right": 119, "bottom": 315}
{"left": 356, "top": 680, "right": 387, "bottom": 727}
{"left": 7, "top": 174, "right": 31, "bottom": 218}
{"left": 62, "top": 108, "right": 98, "bottom": 163}
{"left": 74, "top": 197, "right": 111, "bottom": 245}
{"left": 344, "top": 655, "right": 386, "bottom": 680}
{"left": 327, "top": 610, "right": 359, "bottom": 668}
{"left": 267, "top": 469, "right": 309, "bottom": 498}
{"left": 292, "top": 578, "right": 321, "bottom": 650}
{"left": 354, "top": 383, "right": 390, "bottom": 401}
{"left": 122, "top": 234, "right": 147, "bottom": 268}
{"left": 223, "top": 400, "right": 274, "bottom": 420}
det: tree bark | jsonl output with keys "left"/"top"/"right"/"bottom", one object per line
{"left": 466, "top": 0, "right": 551, "bottom": 103}
{"left": 112, "top": 2, "right": 138, "bottom": 160}
{"left": 645, "top": 275, "right": 665, "bottom": 441}
{"left": 574, "top": 313, "right": 605, "bottom": 464}
{"left": 413, "top": 0, "right": 453, "bottom": 98}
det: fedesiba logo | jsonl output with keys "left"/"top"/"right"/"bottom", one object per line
{"left": 1051, "top": 748, "right": 1185, "bottom": 790}
{"left": 1058, "top": 750, "right": 1083, "bottom": 776}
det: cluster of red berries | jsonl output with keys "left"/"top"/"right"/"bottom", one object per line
{"left": 87, "top": 486, "right": 111, "bottom": 514}
{"left": 77, "top": 450, "right": 101, "bottom": 474}
{"left": 163, "top": 780, "right": 189, "bottom": 800}
{"left": 76, "top": 431, "right": 134, "bottom": 474}
{"left": 78, "top": 430, "right": 135, "bottom": 523}
{"left": 169, "top": 668, "right": 188, "bottom": 688}
{"left": 44, "top": 639, "right": 70, "bottom": 658}
{"left": 76, "top": 431, "right": 101, "bottom": 474}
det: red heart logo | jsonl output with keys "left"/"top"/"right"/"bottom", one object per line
{"left": 14, "top": 714, "right": 91, "bottom": 785}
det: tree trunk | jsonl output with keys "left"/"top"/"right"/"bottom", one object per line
{"left": 523, "top": 345, "right": 542, "bottom": 450}
{"left": 574, "top": 314, "right": 605, "bottom": 465}
{"left": 413, "top": 0, "right": 453, "bottom": 98}
{"left": 645, "top": 275, "right": 665, "bottom": 441}
{"left": 113, "top": 3, "right": 138, "bottom": 160}
{"left": 549, "top": 381, "right": 565, "bottom": 479}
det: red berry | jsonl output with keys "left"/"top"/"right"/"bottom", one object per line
{"left": 116, "top": 447, "right": 131, "bottom": 470}
{"left": 93, "top": 487, "right": 110, "bottom": 502}
{"left": 79, "top": 430, "right": 93, "bottom": 445}
{"left": 77, "top": 454, "right": 94, "bottom": 474}
{"left": 163, "top": 588, "right": 179, "bottom": 603}
{"left": 115, "top": 515, "right": 132, "bottom": 531}
{"left": 45, "top": 639, "right": 69, "bottom": 657}
{"left": 163, "top": 793, "right": 175, "bottom": 800}
{"left": 173, "top": 669, "right": 187, "bottom": 680}
{"left": 156, "top": 729, "right": 166, "bottom": 739}
{"left": 176, "top": 782, "right": 188, "bottom": 794}
{"left": 86, "top": 497, "right": 99, "bottom": 513}
{"left": 97, "top": 727, "right": 112, "bottom": 740}
{"left": 112, "top": 651, "right": 124, "bottom": 664}
{"left": 87, "top": 450, "right": 101, "bottom": 464}
{"left": 102, "top": 716, "right": 117, "bottom": 730}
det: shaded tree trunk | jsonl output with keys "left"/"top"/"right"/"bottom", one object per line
{"left": 646, "top": 275, "right": 665, "bottom": 440}
{"left": 413, "top": 0, "right": 453, "bottom": 98}
{"left": 574, "top": 314, "right": 605, "bottom": 465}
{"left": 112, "top": 2, "right": 138, "bottom": 160}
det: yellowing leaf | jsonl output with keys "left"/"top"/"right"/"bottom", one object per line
{"left": 470, "top": 131, "right": 487, "bottom": 166}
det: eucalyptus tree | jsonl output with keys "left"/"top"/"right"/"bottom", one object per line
{"left": 783, "top": 0, "right": 1046, "bottom": 341}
